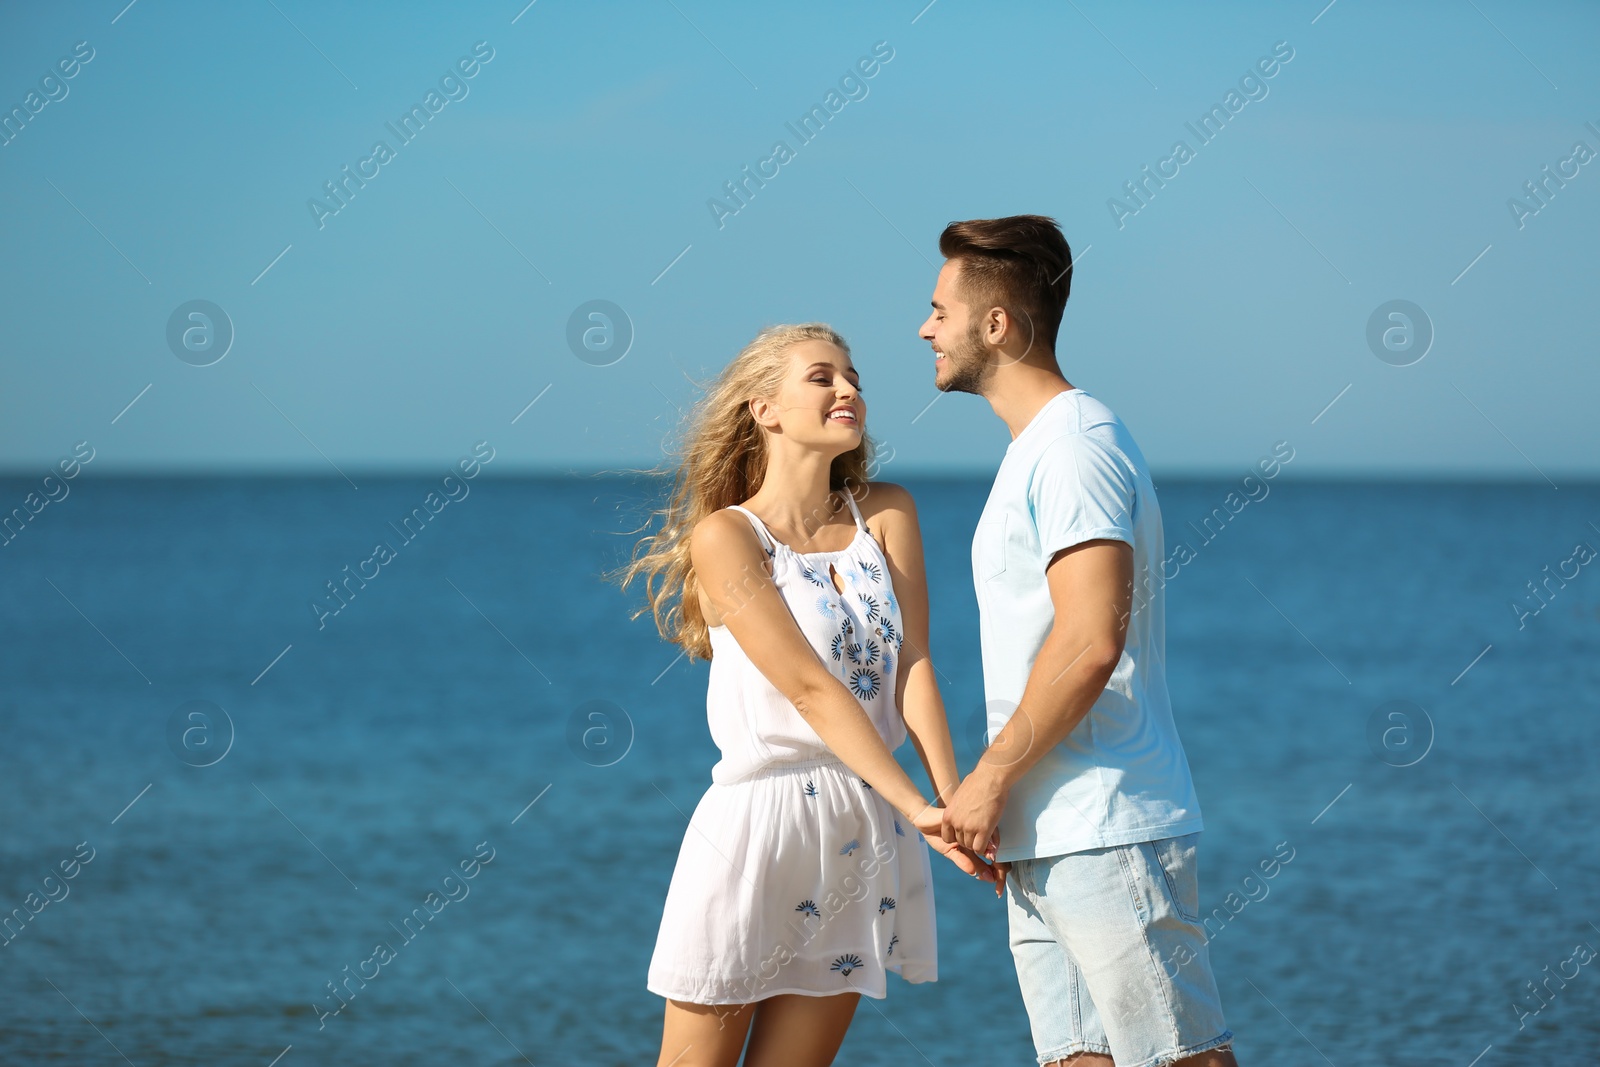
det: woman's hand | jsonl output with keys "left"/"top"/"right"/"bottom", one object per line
{"left": 909, "top": 803, "right": 946, "bottom": 839}
{"left": 911, "top": 805, "right": 1002, "bottom": 887}
{"left": 927, "top": 834, "right": 1002, "bottom": 885}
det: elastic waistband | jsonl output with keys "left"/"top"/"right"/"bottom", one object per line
{"left": 717, "top": 754, "right": 849, "bottom": 785}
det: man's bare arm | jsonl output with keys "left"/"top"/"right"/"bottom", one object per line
{"left": 942, "top": 538, "right": 1133, "bottom": 852}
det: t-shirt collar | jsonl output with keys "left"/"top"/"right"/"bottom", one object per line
{"left": 1008, "top": 387, "right": 1084, "bottom": 450}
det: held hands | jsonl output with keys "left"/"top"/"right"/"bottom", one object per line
{"left": 931, "top": 834, "right": 1007, "bottom": 897}
{"left": 942, "top": 763, "right": 1008, "bottom": 853}
{"left": 911, "top": 805, "right": 999, "bottom": 886}
{"left": 908, "top": 781, "right": 1010, "bottom": 898}
{"left": 941, "top": 765, "right": 1012, "bottom": 898}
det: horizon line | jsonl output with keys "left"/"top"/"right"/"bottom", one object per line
{"left": 1, "top": 467, "right": 1593, "bottom": 485}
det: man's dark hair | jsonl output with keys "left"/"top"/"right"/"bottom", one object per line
{"left": 938, "top": 215, "right": 1073, "bottom": 353}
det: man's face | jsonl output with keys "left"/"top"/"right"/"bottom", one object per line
{"left": 918, "top": 259, "right": 992, "bottom": 396}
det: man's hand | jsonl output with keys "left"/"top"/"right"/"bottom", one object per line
{"left": 912, "top": 802, "right": 1001, "bottom": 884}
{"left": 941, "top": 765, "right": 1009, "bottom": 855}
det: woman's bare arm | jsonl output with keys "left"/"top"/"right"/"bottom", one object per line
{"left": 871, "top": 483, "right": 996, "bottom": 882}
{"left": 871, "top": 483, "right": 960, "bottom": 805}
{"left": 690, "top": 509, "right": 937, "bottom": 827}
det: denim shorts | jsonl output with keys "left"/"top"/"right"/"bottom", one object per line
{"left": 1005, "top": 832, "right": 1233, "bottom": 1067}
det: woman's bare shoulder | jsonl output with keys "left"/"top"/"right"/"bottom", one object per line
{"left": 692, "top": 508, "right": 764, "bottom": 561}
{"left": 851, "top": 482, "right": 920, "bottom": 556}
{"left": 854, "top": 481, "right": 917, "bottom": 522}
{"left": 691, "top": 509, "right": 767, "bottom": 626}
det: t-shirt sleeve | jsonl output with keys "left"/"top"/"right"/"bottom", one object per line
{"left": 1028, "top": 433, "right": 1136, "bottom": 560}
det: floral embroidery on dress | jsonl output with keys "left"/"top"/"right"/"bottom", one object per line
{"left": 877, "top": 618, "right": 899, "bottom": 649}
{"left": 829, "top": 633, "right": 846, "bottom": 661}
{"left": 832, "top": 953, "right": 864, "bottom": 977}
{"left": 839, "top": 839, "right": 861, "bottom": 856}
{"left": 893, "top": 819, "right": 905, "bottom": 837}
{"left": 887, "top": 934, "right": 900, "bottom": 957}
{"left": 878, "top": 896, "right": 896, "bottom": 913}
{"left": 796, "top": 899, "right": 821, "bottom": 918}
{"left": 803, "top": 779, "right": 818, "bottom": 797}
{"left": 859, "top": 560, "right": 883, "bottom": 584}
{"left": 801, "top": 564, "right": 829, "bottom": 588}
{"left": 858, "top": 594, "right": 880, "bottom": 623}
{"left": 845, "top": 641, "right": 864, "bottom": 665}
{"left": 861, "top": 639, "right": 880, "bottom": 667}
{"left": 849, "top": 668, "right": 881, "bottom": 700}
{"left": 816, "top": 595, "right": 837, "bottom": 619}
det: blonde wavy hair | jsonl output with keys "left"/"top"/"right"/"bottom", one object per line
{"left": 611, "top": 323, "right": 876, "bottom": 661}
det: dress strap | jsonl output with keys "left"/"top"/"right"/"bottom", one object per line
{"left": 838, "top": 487, "right": 867, "bottom": 532}
{"left": 725, "top": 505, "right": 779, "bottom": 556}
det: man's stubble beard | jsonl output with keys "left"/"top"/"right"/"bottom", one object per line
{"left": 936, "top": 320, "right": 996, "bottom": 396}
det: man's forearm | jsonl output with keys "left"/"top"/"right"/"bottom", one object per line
{"left": 976, "top": 630, "right": 1120, "bottom": 790}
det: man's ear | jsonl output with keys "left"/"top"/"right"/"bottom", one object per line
{"left": 986, "top": 305, "right": 1037, "bottom": 360}
{"left": 983, "top": 305, "right": 1011, "bottom": 347}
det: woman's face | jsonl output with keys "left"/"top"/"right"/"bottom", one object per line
{"left": 753, "top": 339, "right": 864, "bottom": 453}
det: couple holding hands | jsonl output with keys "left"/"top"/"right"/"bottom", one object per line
{"left": 618, "top": 215, "right": 1238, "bottom": 1067}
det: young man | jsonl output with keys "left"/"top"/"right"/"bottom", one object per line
{"left": 926, "top": 215, "right": 1238, "bottom": 1067}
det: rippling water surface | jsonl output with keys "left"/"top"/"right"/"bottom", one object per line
{"left": 2, "top": 475, "right": 1595, "bottom": 1064}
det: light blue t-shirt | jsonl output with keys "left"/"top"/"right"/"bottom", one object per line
{"left": 972, "top": 387, "right": 1202, "bottom": 862}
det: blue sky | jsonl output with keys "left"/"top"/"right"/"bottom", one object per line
{"left": 2, "top": 0, "right": 1595, "bottom": 478}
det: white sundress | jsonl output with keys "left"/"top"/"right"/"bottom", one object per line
{"left": 646, "top": 488, "right": 938, "bottom": 1004}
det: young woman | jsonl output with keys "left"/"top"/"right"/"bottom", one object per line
{"left": 616, "top": 323, "right": 996, "bottom": 1067}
